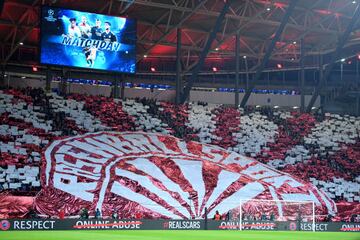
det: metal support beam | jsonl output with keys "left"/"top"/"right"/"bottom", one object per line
{"left": 113, "top": 74, "right": 120, "bottom": 99}
{"left": 45, "top": 67, "right": 51, "bottom": 93}
{"left": 306, "top": 4, "right": 360, "bottom": 112}
{"left": 357, "top": 56, "right": 359, "bottom": 88}
{"left": 244, "top": 57, "right": 249, "bottom": 89}
{"left": 181, "top": 0, "right": 232, "bottom": 103}
{"left": 271, "top": 1, "right": 353, "bottom": 59}
{"left": 240, "top": 0, "right": 298, "bottom": 107}
{"left": 300, "top": 38, "right": 305, "bottom": 112}
{"left": 176, "top": 28, "right": 182, "bottom": 104}
{"left": 5, "top": 74, "right": 9, "bottom": 89}
{"left": 0, "top": 64, "right": 5, "bottom": 87}
{"left": 319, "top": 54, "right": 324, "bottom": 88}
{"left": 235, "top": 32, "right": 240, "bottom": 107}
{"left": 120, "top": 76, "right": 125, "bottom": 100}
{"left": 116, "top": 0, "right": 341, "bottom": 35}
{"left": 60, "top": 68, "right": 68, "bottom": 96}
{"left": 120, "top": 0, "right": 134, "bottom": 15}
{"left": 138, "top": 0, "right": 207, "bottom": 63}
{"left": 2, "top": 21, "right": 39, "bottom": 64}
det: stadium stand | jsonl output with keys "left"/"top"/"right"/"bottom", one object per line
{"left": 0, "top": 86, "right": 359, "bottom": 221}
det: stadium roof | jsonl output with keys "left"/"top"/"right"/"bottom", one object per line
{"left": 0, "top": 0, "right": 359, "bottom": 73}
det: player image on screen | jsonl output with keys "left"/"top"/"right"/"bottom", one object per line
{"left": 79, "top": 16, "right": 91, "bottom": 38}
{"left": 91, "top": 19, "right": 103, "bottom": 40}
{"left": 101, "top": 22, "right": 117, "bottom": 42}
{"left": 40, "top": 6, "right": 136, "bottom": 73}
{"left": 67, "top": 18, "right": 81, "bottom": 38}
{"left": 84, "top": 44, "right": 100, "bottom": 67}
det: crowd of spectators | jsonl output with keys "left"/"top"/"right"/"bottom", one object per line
{"left": 0, "top": 86, "right": 359, "bottom": 221}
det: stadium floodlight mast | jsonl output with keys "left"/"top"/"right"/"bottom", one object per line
{"left": 239, "top": 199, "right": 316, "bottom": 232}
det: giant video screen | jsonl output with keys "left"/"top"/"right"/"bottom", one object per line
{"left": 40, "top": 6, "right": 136, "bottom": 73}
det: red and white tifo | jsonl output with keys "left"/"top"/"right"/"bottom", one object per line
{"left": 35, "top": 132, "right": 336, "bottom": 219}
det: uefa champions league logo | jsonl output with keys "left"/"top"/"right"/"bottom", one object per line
{"left": 0, "top": 220, "right": 10, "bottom": 231}
{"left": 289, "top": 222, "right": 297, "bottom": 231}
{"left": 45, "top": 9, "right": 56, "bottom": 22}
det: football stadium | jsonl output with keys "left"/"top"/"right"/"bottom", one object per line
{"left": 0, "top": 0, "right": 360, "bottom": 240}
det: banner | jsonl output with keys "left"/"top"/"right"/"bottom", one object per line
{"left": 35, "top": 132, "right": 336, "bottom": 220}
{"left": 208, "top": 221, "right": 360, "bottom": 232}
{"left": 208, "top": 220, "right": 284, "bottom": 231}
{"left": 0, "top": 219, "right": 202, "bottom": 231}
{"left": 299, "top": 222, "right": 360, "bottom": 232}
{"left": 0, "top": 219, "right": 359, "bottom": 232}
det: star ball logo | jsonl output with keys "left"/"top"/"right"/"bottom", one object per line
{"left": 48, "top": 9, "right": 54, "bottom": 16}
{"left": 45, "top": 9, "right": 56, "bottom": 22}
{"left": 0, "top": 220, "right": 11, "bottom": 231}
{"left": 163, "top": 221, "right": 169, "bottom": 229}
{"left": 289, "top": 222, "right": 297, "bottom": 231}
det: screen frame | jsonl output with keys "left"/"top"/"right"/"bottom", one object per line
{"left": 39, "top": 5, "right": 137, "bottom": 74}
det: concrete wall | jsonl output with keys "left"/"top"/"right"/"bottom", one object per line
{"left": 124, "top": 88, "right": 176, "bottom": 102}
{"left": 68, "top": 83, "right": 111, "bottom": 96}
{"left": 6, "top": 77, "right": 320, "bottom": 107}
{"left": 189, "top": 90, "right": 320, "bottom": 107}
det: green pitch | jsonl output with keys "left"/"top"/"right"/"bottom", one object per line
{"left": 0, "top": 230, "right": 359, "bottom": 240}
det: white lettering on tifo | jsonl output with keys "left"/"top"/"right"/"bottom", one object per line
{"left": 54, "top": 159, "right": 102, "bottom": 180}
{"left": 93, "top": 134, "right": 143, "bottom": 154}
{"left": 43, "top": 132, "right": 337, "bottom": 219}
{"left": 57, "top": 143, "right": 109, "bottom": 164}
{"left": 53, "top": 172, "right": 97, "bottom": 201}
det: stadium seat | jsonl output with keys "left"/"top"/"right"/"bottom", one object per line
{"left": 0, "top": 87, "right": 359, "bottom": 221}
